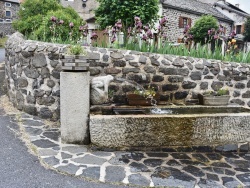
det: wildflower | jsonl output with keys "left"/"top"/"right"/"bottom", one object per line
{"left": 142, "top": 34, "right": 148, "bottom": 41}
{"left": 103, "top": 28, "right": 109, "bottom": 35}
{"left": 90, "top": 32, "right": 98, "bottom": 40}
{"left": 143, "top": 24, "right": 150, "bottom": 32}
{"left": 159, "top": 16, "right": 167, "bottom": 26}
{"left": 146, "top": 30, "right": 153, "bottom": 39}
{"left": 69, "top": 22, "right": 74, "bottom": 28}
{"left": 79, "top": 26, "right": 84, "bottom": 31}
{"left": 51, "top": 16, "right": 57, "bottom": 22}
{"left": 228, "top": 41, "right": 231, "bottom": 45}
{"left": 58, "top": 20, "right": 64, "bottom": 25}
{"left": 214, "top": 35, "right": 218, "bottom": 39}
{"left": 134, "top": 16, "right": 140, "bottom": 22}
{"left": 231, "top": 39, "right": 236, "bottom": 43}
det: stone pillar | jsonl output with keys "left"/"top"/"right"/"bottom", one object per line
{"left": 60, "top": 71, "right": 90, "bottom": 144}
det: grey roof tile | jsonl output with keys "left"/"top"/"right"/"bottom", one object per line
{"left": 162, "top": 0, "right": 233, "bottom": 22}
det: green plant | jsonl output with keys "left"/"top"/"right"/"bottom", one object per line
{"left": 133, "top": 85, "right": 157, "bottom": 98}
{"left": 217, "top": 88, "right": 229, "bottom": 96}
{"left": 0, "top": 37, "right": 7, "bottom": 48}
{"left": 67, "top": 44, "right": 85, "bottom": 55}
{"left": 190, "top": 15, "right": 218, "bottom": 44}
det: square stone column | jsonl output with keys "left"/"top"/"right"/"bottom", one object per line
{"left": 60, "top": 72, "right": 90, "bottom": 144}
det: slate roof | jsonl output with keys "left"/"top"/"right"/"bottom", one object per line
{"left": 161, "top": 0, "right": 233, "bottom": 23}
{"left": 214, "top": 1, "right": 249, "bottom": 17}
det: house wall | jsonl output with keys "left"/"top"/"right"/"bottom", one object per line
{"left": 0, "top": 1, "right": 19, "bottom": 36}
{"left": 162, "top": 7, "right": 232, "bottom": 43}
{"left": 60, "top": 0, "right": 98, "bottom": 20}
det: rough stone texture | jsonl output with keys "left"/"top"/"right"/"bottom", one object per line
{"left": 60, "top": 72, "right": 90, "bottom": 144}
{"left": 90, "top": 112, "right": 250, "bottom": 148}
{"left": 5, "top": 32, "right": 250, "bottom": 121}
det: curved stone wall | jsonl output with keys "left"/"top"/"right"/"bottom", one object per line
{"left": 5, "top": 32, "right": 250, "bottom": 120}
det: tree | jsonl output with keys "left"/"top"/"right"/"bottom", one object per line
{"left": 95, "top": 0, "right": 159, "bottom": 29}
{"left": 13, "top": 0, "right": 84, "bottom": 43}
{"left": 243, "top": 17, "right": 250, "bottom": 42}
{"left": 190, "top": 15, "right": 218, "bottom": 44}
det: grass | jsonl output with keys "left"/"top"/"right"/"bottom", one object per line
{"left": 0, "top": 37, "right": 7, "bottom": 48}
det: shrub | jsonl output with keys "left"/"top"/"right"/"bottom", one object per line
{"left": 13, "top": 0, "right": 84, "bottom": 43}
{"left": 190, "top": 15, "right": 218, "bottom": 44}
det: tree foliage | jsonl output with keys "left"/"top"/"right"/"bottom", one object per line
{"left": 244, "top": 17, "right": 250, "bottom": 42}
{"left": 95, "top": 0, "right": 159, "bottom": 29}
{"left": 13, "top": 0, "right": 84, "bottom": 43}
{"left": 190, "top": 15, "right": 218, "bottom": 44}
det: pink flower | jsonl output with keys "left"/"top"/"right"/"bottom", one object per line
{"left": 134, "top": 16, "right": 140, "bottom": 22}
{"left": 69, "top": 22, "right": 74, "bottom": 28}
{"left": 159, "top": 16, "right": 167, "bottom": 26}
{"left": 208, "top": 30, "right": 211, "bottom": 35}
{"left": 51, "top": 16, "right": 57, "bottom": 22}
{"left": 91, "top": 32, "right": 98, "bottom": 40}
{"left": 146, "top": 30, "right": 153, "bottom": 39}
{"left": 141, "top": 34, "right": 148, "bottom": 41}
{"left": 214, "top": 35, "right": 218, "bottom": 39}
{"left": 79, "top": 26, "right": 84, "bottom": 31}
{"left": 58, "top": 20, "right": 64, "bottom": 25}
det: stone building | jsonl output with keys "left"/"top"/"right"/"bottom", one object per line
{"left": 161, "top": 0, "right": 234, "bottom": 42}
{"left": 0, "top": 0, "right": 20, "bottom": 36}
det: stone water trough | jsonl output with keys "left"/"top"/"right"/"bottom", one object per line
{"left": 90, "top": 105, "right": 250, "bottom": 151}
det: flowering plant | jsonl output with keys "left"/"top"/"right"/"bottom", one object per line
{"left": 133, "top": 85, "right": 157, "bottom": 98}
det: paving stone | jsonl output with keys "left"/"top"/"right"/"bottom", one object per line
{"left": 61, "top": 152, "right": 72, "bottom": 159}
{"left": 71, "top": 154, "right": 107, "bottom": 165}
{"left": 130, "top": 162, "right": 150, "bottom": 172}
{"left": 53, "top": 146, "right": 60, "bottom": 151}
{"left": 32, "top": 139, "right": 58, "bottom": 148}
{"left": 91, "top": 151, "right": 113, "bottom": 157}
{"left": 128, "top": 174, "right": 150, "bottom": 186}
{"left": 225, "top": 169, "right": 235, "bottom": 176}
{"left": 192, "top": 153, "right": 209, "bottom": 163}
{"left": 38, "top": 148, "right": 58, "bottom": 157}
{"left": 213, "top": 167, "right": 225, "bottom": 174}
{"left": 105, "top": 166, "right": 126, "bottom": 182}
{"left": 56, "top": 164, "right": 79, "bottom": 175}
{"left": 202, "top": 167, "right": 214, "bottom": 173}
{"left": 24, "top": 127, "right": 43, "bottom": 136}
{"left": 143, "top": 159, "right": 164, "bottom": 167}
{"left": 62, "top": 160, "right": 68, "bottom": 164}
{"left": 42, "top": 131, "right": 59, "bottom": 141}
{"left": 211, "top": 162, "right": 232, "bottom": 168}
{"left": 171, "top": 153, "right": 191, "bottom": 160}
{"left": 225, "top": 158, "right": 250, "bottom": 168}
{"left": 146, "top": 152, "right": 168, "bottom": 158}
{"left": 205, "top": 153, "right": 223, "bottom": 160}
{"left": 62, "top": 146, "right": 88, "bottom": 154}
{"left": 108, "top": 152, "right": 131, "bottom": 165}
{"left": 151, "top": 167, "right": 196, "bottom": 187}
{"left": 22, "top": 119, "right": 44, "bottom": 126}
{"left": 182, "top": 165, "right": 205, "bottom": 177}
{"left": 234, "top": 168, "right": 250, "bottom": 172}
{"left": 179, "top": 159, "right": 206, "bottom": 166}
{"left": 198, "top": 178, "right": 224, "bottom": 188}
{"left": 166, "top": 159, "right": 181, "bottom": 166}
{"left": 221, "top": 153, "right": 240, "bottom": 159}
{"left": 81, "top": 167, "right": 100, "bottom": 180}
{"left": 239, "top": 153, "right": 250, "bottom": 160}
{"left": 222, "top": 177, "right": 241, "bottom": 188}
{"left": 206, "top": 173, "right": 220, "bottom": 182}
{"left": 43, "top": 156, "right": 60, "bottom": 166}
{"left": 236, "top": 173, "right": 250, "bottom": 186}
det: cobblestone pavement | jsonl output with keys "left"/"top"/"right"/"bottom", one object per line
{"left": 7, "top": 112, "right": 250, "bottom": 188}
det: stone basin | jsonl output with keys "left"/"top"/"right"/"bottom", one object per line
{"left": 89, "top": 106, "right": 250, "bottom": 151}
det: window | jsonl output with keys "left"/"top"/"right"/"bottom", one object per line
{"left": 236, "top": 25, "right": 241, "bottom": 34}
{"left": 5, "top": 11, "right": 11, "bottom": 17}
{"left": 5, "top": 19, "right": 12, "bottom": 23}
{"left": 179, "top": 17, "right": 191, "bottom": 28}
{"left": 0, "top": 19, "right": 4, "bottom": 23}
{"left": 5, "top": 2, "right": 11, "bottom": 7}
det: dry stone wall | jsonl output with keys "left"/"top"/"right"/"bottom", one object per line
{"left": 5, "top": 32, "right": 250, "bottom": 120}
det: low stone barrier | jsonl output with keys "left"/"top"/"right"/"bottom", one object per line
{"left": 4, "top": 32, "right": 250, "bottom": 120}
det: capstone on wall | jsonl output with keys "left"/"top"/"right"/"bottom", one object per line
{"left": 5, "top": 32, "right": 250, "bottom": 120}
{"left": 163, "top": 7, "right": 232, "bottom": 43}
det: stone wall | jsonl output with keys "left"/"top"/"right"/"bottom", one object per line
{"left": 163, "top": 7, "right": 232, "bottom": 42}
{"left": 5, "top": 32, "right": 250, "bottom": 120}
{"left": 0, "top": 23, "right": 15, "bottom": 36}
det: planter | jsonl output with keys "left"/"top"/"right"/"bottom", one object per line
{"left": 126, "top": 93, "right": 160, "bottom": 106}
{"left": 199, "top": 94, "right": 230, "bottom": 106}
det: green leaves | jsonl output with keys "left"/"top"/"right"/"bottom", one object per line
{"left": 95, "top": 0, "right": 159, "bottom": 29}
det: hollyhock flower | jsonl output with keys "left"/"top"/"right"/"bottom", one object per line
{"left": 146, "top": 30, "right": 153, "bottom": 39}
{"left": 214, "top": 35, "right": 218, "bottom": 39}
{"left": 143, "top": 24, "right": 150, "bottom": 32}
{"left": 208, "top": 30, "right": 211, "bottom": 35}
{"left": 134, "top": 16, "right": 140, "bottom": 22}
{"left": 79, "top": 26, "right": 84, "bottom": 31}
